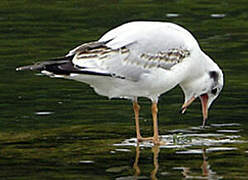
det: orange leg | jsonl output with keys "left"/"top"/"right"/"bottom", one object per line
{"left": 133, "top": 101, "right": 142, "bottom": 140}
{"left": 133, "top": 101, "right": 164, "bottom": 145}
{"left": 151, "top": 102, "right": 160, "bottom": 144}
{"left": 133, "top": 101, "right": 154, "bottom": 142}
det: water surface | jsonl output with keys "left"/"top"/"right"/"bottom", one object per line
{"left": 1, "top": 0, "right": 248, "bottom": 179}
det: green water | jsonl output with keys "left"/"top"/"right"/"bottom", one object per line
{"left": 1, "top": 0, "right": 248, "bottom": 179}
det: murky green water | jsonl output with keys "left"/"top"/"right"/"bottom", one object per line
{"left": 1, "top": 0, "right": 248, "bottom": 179}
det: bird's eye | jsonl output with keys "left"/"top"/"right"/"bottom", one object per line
{"left": 211, "top": 88, "right": 218, "bottom": 95}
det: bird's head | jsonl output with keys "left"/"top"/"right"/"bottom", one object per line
{"left": 180, "top": 65, "right": 224, "bottom": 127}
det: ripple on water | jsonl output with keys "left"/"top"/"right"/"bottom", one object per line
{"left": 179, "top": 133, "right": 223, "bottom": 137}
{"left": 207, "top": 147, "right": 238, "bottom": 152}
{"left": 166, "top": 13, "right": 180, "bottom": 18}
{"left": 210, "top": 14, "right": 226, "bottom": 18}
{"left": 114, "top": 138, "right": 153, "bottom": 148}
{"left": 168, "top": 129, "right": 195, "bottom": 133}
{"left": 176, "top": 147, "right": 237, "bottom": 154}
{"left": 217, "top": 130, "right": 240, "bottom": 133}
{"left": 35, "top": 111, "right": 54, "bottom": 115}
{"left": 79, "top": 160, "right": 94, "bottom": 164}
{"left": 114, "top": 126, "right": 245, "bottom": 149}
{"left": 176, "top": 149, "right": 203, "bottom": 154}
{"left": 210, "top": 123, "right": 240, "bottom": 127}
{"left": 115, "top": 148, "right": 131, "bottom": 152}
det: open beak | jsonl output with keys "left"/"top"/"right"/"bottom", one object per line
{"left": 180, "top": 96, "right": 196, "bottom": 114}
{"left": 200, "top": 94, "right": 209, "bottom": 127}
{"left": 180, "top": 94, "right": 209, "bottom": 127}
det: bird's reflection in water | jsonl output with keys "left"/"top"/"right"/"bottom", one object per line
{"left": 181, "top": 148, "right": 220, "bottom": 179}
{"left": 201, "top": 148, "right": 210, "bottom": 177}
{"left": 133, "top": 144, "right": 160, "bottom": 180}
{"left": 132, "top": 145, "right": 220, "bottom": 179}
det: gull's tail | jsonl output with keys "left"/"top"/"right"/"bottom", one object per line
{"left": 16, "top": 55, "right": 113, "bottom": 77}
{"left": 16, "top": 41, "right": 119, "bottom": 78}
{"left": 16, "top": 56, "right": 73, "bottom": 72}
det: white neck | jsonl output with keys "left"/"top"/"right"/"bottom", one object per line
{"left": 179, "top": 50, "right": 220, "bottom": 101}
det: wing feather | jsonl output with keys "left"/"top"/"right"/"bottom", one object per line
{"left": 70, "top": 43, "right": 190, "bottom": 81}
{"left": 68, "top": 21, "right": 198, "bottom": 81}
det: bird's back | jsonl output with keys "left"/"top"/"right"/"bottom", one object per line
{"left": 99, "top": 21, "right": 200, "bottom": 54}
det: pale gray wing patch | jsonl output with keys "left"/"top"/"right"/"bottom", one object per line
{"left": 71, "top": 41, "right": 190, "bottom": 81}
{"left": 75, "top": 47, "right": 147, "bottom": 81}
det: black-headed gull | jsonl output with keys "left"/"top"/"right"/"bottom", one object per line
{"left": 17, "top": 21, "right": 224, "bottom": 144}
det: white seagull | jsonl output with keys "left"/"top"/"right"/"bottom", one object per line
{"left": 17, "top": 21, "right": 224, "bottom": 144}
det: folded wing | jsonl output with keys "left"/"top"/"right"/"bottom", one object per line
{"left": 18, "top": 22, "right": 197, "bottom": 82}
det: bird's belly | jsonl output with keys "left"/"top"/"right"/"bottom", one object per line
{"left": 68, "top": 73, "right": 177, "bottom": 100}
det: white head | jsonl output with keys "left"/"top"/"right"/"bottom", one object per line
{"left": 180, "top": 55, "right": 224, "bottom": 127}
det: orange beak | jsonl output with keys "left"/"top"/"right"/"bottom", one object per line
{"left": 181, "top": 94, "right": 209, "bottom": 127}
{"left": 180, "top": 96, "right": 196, "bottom": 114}
{"left": 200, "top": 94, "right": 209, "bottom": 127}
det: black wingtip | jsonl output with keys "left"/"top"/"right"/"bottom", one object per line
{"left": 16, "top": 63, "right": 45, "bottom": 71}
{"left": 16, "top": 56, "right": 74, "bottom": 72}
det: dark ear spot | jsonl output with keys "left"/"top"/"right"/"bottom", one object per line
{"left": 209, "top": 71, "right": 219, "bottom": 82}
{"left": 211, "top": 88, "right": 218, "bottom": 95}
